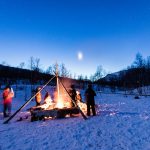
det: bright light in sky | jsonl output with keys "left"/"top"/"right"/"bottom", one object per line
{"left": 77, "top": 52, "right": 83, "bottom": 61}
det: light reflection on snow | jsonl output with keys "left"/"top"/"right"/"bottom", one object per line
{"left": 139, "top": 111, "right": 150, "bottom": 120}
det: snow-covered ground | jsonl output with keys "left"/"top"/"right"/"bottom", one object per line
{"left": 1, "top": 86, "right": 150, "bottom": 150}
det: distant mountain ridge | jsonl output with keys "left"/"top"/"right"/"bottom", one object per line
{"left": 98, "top": 67, "right": 150, "bottom": 88}
{"left": 102, "top": 70, "right": 126, "bottom": 81}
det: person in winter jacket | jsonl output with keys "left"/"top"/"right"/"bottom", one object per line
{"left": 85, "top": 84, "right": 96, "bottom": 116}
{"left": 35, "top": 87, "right": 42, "bottom": 106}
{"left": 69, "top": 84, "right": 77, "bottom": 107}
{"left": 3, "top": 85, "right": 14, "bottom": 117}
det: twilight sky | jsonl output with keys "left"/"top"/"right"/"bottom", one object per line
{"left": 0, "top": 0, "right": 150, "bottom": 77}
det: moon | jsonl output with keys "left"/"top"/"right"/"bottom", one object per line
{"left": 77, "top": 52, "right": 83, "bottom": 60}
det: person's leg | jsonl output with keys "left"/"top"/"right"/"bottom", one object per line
{"left": 36, "top": 102, "right": 40, "bottom": 106}
{"left": 91, "top": 104, "right": 96, "bottom": 116}
{"left": 7, "top": 102, "right": 12, "bottom": 116}
{"left": 87, "top": 103, "right": 91, "bottom": 116}
{"left": 3, "top": 103, "right": 7, "bottom": 117}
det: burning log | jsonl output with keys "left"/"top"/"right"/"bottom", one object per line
{"left": 30, "top": 107, "right": 80, "bottom": 121}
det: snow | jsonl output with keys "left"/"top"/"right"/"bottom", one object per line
{"left": 1, "top": 86, "right": 150, "bottom": 150}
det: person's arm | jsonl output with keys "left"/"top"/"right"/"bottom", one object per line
{"left": 9, "top": 88, "right": 14, "bottom": 98}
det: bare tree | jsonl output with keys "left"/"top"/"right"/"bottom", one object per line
{"left": 19, "top": 62, "right": 25, "bottom": 69}
{"left": 28, "top": 56, "right": 35, "bottom": 96}
{"left": 84, "top": 75, "right": 88, "bottom": 80}
{"left": 28, "top": 57, "right": 42, "bottom": 72}
{"left": 53, "top": 63, "right": 59, "bottom": 75}
{"left": 73, "top": 73, "right": 77, "bottom": 79}
{"left": 146, "top": 56, "right": 150, "bottom": 69}
{"left": 90, "top": 75, "right": 95, "bottom": 82}
{"left": 133, "top": 52, "right": 145, "bottom": 68}
{"left": 34, "top": 58, "right": 41, "bottom": 72}
{"left": 46, "top": 66, "right": 53, "bottom": 74}
{"left": 60, "top": 63, "right": 69, "bottom": 77}
{"left": 29, "top": 56, "right": 35, "bottom": 70}
{"left": 93, "top": 65, "right": 104, "bottom": 81}
{"left": 78, "top": 74, "right": 83, "bottom": 80}
{"left": 1, "top": 61, "right": 9, "bottom": 66}
{"left": 69, "top": 72, "right": 72, "bottom": 78}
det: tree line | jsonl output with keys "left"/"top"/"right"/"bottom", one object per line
{"left": 1, "top": 53, "right": 150, "bottom": 90}
{"left": 97, "top": 52, "right": 150, "bottom": 90}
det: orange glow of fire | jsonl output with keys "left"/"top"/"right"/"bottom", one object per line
{"left": 56, "top": 100, "right": 64, "bottom": 108}
{"left": 55, "top": 96, "right": 72, "bottom": 109}
{"left": 53, "top": 84, "right": 72, "bottom": 109}
{"left": 55, "top": 96, "right": 65, "bottom": 108}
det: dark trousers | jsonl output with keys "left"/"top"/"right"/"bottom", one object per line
{"left": 36, "top": 102, "right": 40, "bottom": 106}
{"left": 3, "top": 103, "right": 12, "bottom": 117}
{"left": 87, "top": 103, "right": 96, "bottom": 116}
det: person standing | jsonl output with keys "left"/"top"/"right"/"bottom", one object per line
{"left": 35, "top": 87, "right": 42, "bottom": 106}
{"left": 70, "top": 84, "right": 77, "bottom": 107}
{"left": 3, "top": 85, "right": 14, "bottom": 117}
{"left": 85, "top": 84, "right": 96, "bottom": 116}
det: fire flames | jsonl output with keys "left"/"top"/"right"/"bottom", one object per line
{"left": 55, "top": 97, "right": 64, "bottom": 109}
{"left": 55, "top": 94, "right": 71, "bottom": 109}
{"left": 54, "top": 76, "right": 72, "bottom": 109}
{"left": 41, "top": 69, "right": 81, "bottom": 110}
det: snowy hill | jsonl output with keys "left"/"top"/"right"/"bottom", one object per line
{"left": 102, "top": 70, "right": 126, "bottom": 82}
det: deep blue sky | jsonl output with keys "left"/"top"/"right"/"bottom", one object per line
{"left": 0, "top": 0, "right": 150, "bottom": 77}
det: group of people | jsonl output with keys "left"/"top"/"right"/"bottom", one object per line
{"left": 70, "top": 84, "right": 97, "bottom": 116}
{"left": 2, "top": 83, "right": 97, "bottom": 118}
{"left": 1, "top": 85, "right": 52, "bottom": 118}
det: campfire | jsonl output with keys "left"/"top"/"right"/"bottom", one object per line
{"left": 30, "top": 81, "right": 87, "bottom": 121}
{"left": 30, "top": 65, "right": 87, "bottom": 121}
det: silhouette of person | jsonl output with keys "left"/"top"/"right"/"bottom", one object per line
{"left": 35, "top": 87, "right": 42, "bottom": 106}
{"left": 85, "top": 84, "right": 96, "bottom": 116}
{"left": 70, "top": 84, "right": 77, "bottom": 107}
